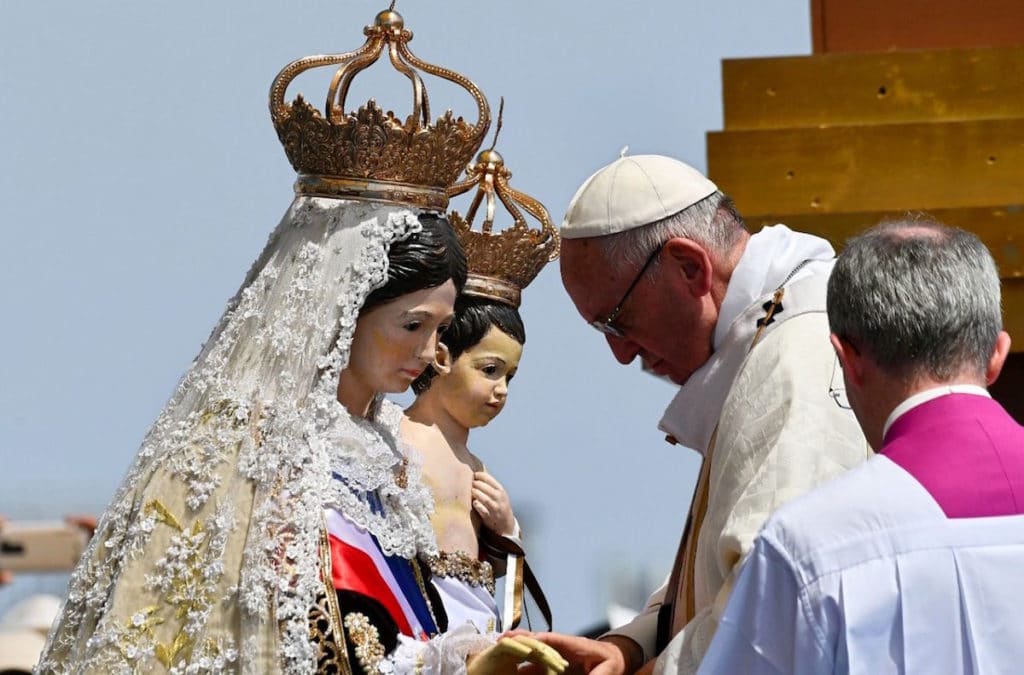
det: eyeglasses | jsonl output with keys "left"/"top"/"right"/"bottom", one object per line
{"left": 589, "top": 243, "right": 664, "bottom": 338}
{"left": 828, "top": 355, "right": 851, "bottom": 409}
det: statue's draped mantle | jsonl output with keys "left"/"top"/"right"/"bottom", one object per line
{"left": 37, "top": 198, "right": 441, "bottom": 674}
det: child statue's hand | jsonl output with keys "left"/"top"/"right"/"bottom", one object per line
{"left": 472, "top": 471, "right": 516, "bottom": 536}
{"left": 467, "top": 635, "right": 567, "bottom": 675}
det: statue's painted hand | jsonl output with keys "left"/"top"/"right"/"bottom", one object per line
{"left": 472, "top": 471, "right": 515, "bottom": 536}
{"left": 507, "top": 631, "right": 636, "bottom": 675}
{"left": 468, "top": 635, "right": 568, "bottom": 675}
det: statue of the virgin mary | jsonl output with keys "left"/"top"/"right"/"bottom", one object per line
{"left": 35, "top": 9, "right": 568, "bottom": 675}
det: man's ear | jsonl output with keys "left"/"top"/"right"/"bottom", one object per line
{"left": 986, "top": 330, "right": 1012, "bottom": 386}
{"left": 663, "top": 237, "right": 713, "bottom": 297}
{"left": 432, "top": 342, "right": 452, "bottom": 376}
{"left": 830, "top": 333, "right": 866, "bottom": 389}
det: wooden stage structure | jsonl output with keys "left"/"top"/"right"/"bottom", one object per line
{"left": 707, "top": 0, "right": 1024, "bottom": 419}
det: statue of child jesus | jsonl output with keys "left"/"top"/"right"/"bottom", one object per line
{"left": 401, "top": 294, "right": 537, "bottom": 634}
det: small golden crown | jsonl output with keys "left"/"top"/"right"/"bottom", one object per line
{"left": 448, "top": 118, "right": 560, "bottom": 307}
{"left": 269, "top": 8, "right": 490, "bottom": 211}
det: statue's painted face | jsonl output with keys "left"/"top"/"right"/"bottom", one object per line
{"left": 434, "top": 326, "right": 523, "bottom": 430}
{"left": 344, "top": 280, "right": 457, "bottom": 400}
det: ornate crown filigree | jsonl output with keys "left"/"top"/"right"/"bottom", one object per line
{"left": 448, "top": 140, "right": 560, "bottom": 307}
{"left": 269, "top": 8, "right": 491, "bottom": 211}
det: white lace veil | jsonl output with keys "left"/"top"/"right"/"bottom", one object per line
{"left": 37, "top": 196, "right": 441, "bottom": 674}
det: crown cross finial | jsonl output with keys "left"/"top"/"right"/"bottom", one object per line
{"left": 268, "top": 8, "right": 491, "bottom": 210}
{"left": 489, "top": 97, "right": 505, "bottom": 152}
{"left": 447, "top": 120, "right": 560, "bottom": 307}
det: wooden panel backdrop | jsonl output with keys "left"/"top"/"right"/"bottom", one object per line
{"left": 707, "top": 31, "right": 1024, "bottom": 418}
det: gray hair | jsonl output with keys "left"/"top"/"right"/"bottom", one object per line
{"left": 827, "top": 219, "right": 1002, "bottom": 381}
{"left": 595, "top": 191, "right": 748, "bottom": 271}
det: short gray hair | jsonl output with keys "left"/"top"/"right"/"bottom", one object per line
{"left": 595, "top": 191, "right": 747, "bottom": 271}
{"left": 827, "top": 219, "right": 1002, "bottom": 381}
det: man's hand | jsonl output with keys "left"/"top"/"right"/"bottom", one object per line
{"left": 468, "top": 635, "right": 568, "bottom": 675}
{"left": 472, "top": 471, "right": 516, "bottom": 536}
{"left": 634, "top": 660, "right": 656, "bottom": 675}
{"left": 508, "top": 632, "right": 640, "bottom": 675}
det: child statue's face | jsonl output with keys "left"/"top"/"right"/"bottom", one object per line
{"left": 435, "top": 325, "right": 523, "bottom": 430}
{"left": 345, "top": 280, "right": 457, "bottom": 396}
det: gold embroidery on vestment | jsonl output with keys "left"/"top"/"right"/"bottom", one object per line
{"left": 343, "top": 612, "right": 387, "bottom": 674}
{"left": 423, "top": 550, "right": 496, "bottom": 594}
{"left": 310, "top": 521, "right": 352, "bottom": 674}
{"left": 114, "top": 500, "right": 232, "bottom": 668}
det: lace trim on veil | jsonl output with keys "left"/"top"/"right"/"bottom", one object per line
{"left": 38, "top": 199, "right": 441, "bottom": 674}
{"left": 315, "top": 396, "right": 437, "bottom": 559}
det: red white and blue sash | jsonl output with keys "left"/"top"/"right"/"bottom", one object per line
{"left": 324, "top": 507, "right": 437, "bottom": 639}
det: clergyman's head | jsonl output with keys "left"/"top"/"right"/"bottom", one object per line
{"left": 827, "top": 218, "right": 1011, "bottom": 445}
{"left": 559, "top": 154, "right": 747, "bottom": 385}
{"left": 828, "top": 219, "right": 1004, "bottom": 383}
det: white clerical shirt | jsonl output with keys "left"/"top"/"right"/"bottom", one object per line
{"left": 698, "top": 455, "right": 1024, "bottom": 674}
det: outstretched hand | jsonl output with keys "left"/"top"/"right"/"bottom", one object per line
{"left": 468, "top": 635, "right": 568, "bottom": 675}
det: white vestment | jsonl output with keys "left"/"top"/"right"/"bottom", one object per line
{"left": 605, "top": 226, "right": 870, "bottom": 674}
{"left": 698, "top": 455, "right": 1024, "bottom": 674}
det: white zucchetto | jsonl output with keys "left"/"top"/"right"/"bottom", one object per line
{"left": 561, "top": 153, "right": 718, "bottom": 239}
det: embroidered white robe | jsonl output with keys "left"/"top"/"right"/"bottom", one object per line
{"left": 606, "top": 227, "right": 870, "bottom": 674}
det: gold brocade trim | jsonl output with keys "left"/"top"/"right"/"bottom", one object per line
{"left": 411, "top": 556, "right": 441, "bottom": 630}
{"left": 311, "top": 521, "right": 352, "bottom": 674}
{"left": 462, "top": 275, "right": 521, "bottom": 308}
{"left": 309, "top": 591, "right": 349, "bottom": 674}
{"left": 394, "top": 457, "right": 409, "bottom": 490}
{"left": 294, "top": 174, "right": 449, "bottom": 211}
{"left": 343, "top": 613, "right": 386, "bottom": 674}
{"left": 423, "top": 551, "right": 495, "bottom": 594}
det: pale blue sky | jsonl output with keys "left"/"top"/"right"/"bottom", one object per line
{"left": 0, "top": 0, "right": 811, "bottom": 632}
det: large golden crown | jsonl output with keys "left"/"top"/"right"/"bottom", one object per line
{"left": 269, "top": 8, "right": 490, "bottom": 211}
{"left": 448, "top": 129, "right": 560, "bottom": 308}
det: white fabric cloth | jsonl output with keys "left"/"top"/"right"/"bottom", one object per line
{"left": 431, "top": 577, "right": 500, "bottom": 634}
{"left": 882, "top": 384, "right": 991, "bottom": 439}
{"left": 607, "top": 226, "right": 868, "bottom": 673}
{"left": 698, "top": 455, "right": 1024, "bottom": 675}
{"left": 659, "top": 225, "right": 836, "bottom": 453}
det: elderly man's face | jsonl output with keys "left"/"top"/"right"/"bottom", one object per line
{"left": 560, "top": 237, "right": 715, "bottom": 385}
